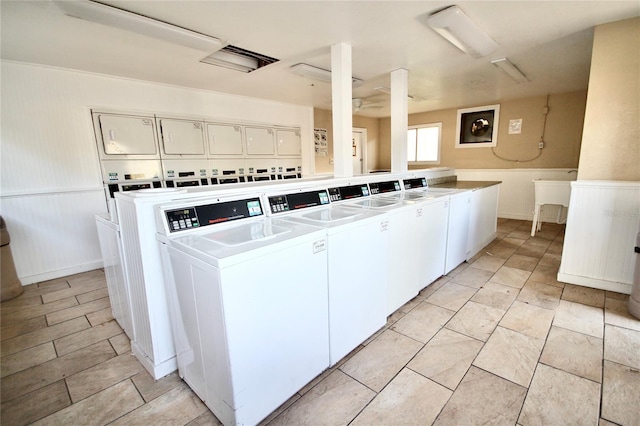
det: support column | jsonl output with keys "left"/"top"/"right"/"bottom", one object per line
{"left": 331, "top": 42, "right": 353, "bottom": 178}
{"left": 390, "top": 68, "right": 409, "bottom": 173}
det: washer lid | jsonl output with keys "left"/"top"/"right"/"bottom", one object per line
{"left": 202, "top": 221, "right": 291, "bottom": 246}
{"left": 352, "top": 198, "right": 400, "bottom": 208}
{"left": 298, "top": 208, "right": 362, "bottom": 223}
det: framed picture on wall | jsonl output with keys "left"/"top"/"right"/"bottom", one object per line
{"left": 455, "top": 104, "right": 500, "bottom": 148}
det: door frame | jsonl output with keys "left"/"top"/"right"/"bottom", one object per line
{"left": 352, "top": 127, "right": 368, "bottom": 175}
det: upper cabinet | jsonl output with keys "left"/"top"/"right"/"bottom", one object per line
{"left": 207, "top": 123, "right": 244, "bottom": 156}
{"left": 157, "top": 118, "right": 206, "bottom": 157}
{"left": 93, "top": 112, "right": 160, "bottom": 159}
{"left": 276, "top": 128, "right": 301, "bottom": 156}
{"left": 245, "top": 127, "right": 275, "bottom": 156}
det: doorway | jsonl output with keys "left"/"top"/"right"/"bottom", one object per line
{"left": 352, "top": 128, "right": 367, "bottom": 175}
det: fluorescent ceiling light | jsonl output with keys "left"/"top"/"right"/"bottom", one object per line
{"left": 491, "top": 57, "right": 528, "bottom": 83}
{"left": 290, "top": 63, "right": 364, "bottom": 88}
{"left": 201, "top": 50, "right": 259, "bottom": 73}
{"left": 373, "top": 86, "right": 423, "bottom": 101}
{"left": 426, "top": 5, "right": 498, "bottom": 58}
{"left": 54, "top": 0, "right": 223, "bottom": 52}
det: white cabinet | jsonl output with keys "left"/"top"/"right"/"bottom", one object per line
{"left": 419, "top": 197, "right": 449, "bottom": 288}
{"left": 467, "top": 184, "right": 500, "bottom": 260}
{"left": 276, "top": 128, "right": 301, "bottom": 156}
{"left": 245, "top": 127, "right": 275, "bottom": 155}
{"left": 93, "top": 112, "right": 159, "bottom": 159}
{"left": 157, "top": 118, "right": 206, "bottom": 156}
{"left": 444, "top": 191, "right": 471, "bottom": 274}
{"left": 207, "top": 123, "right": 244, "bottom": 156}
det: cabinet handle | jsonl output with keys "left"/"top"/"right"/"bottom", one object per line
{"left": 109, "top": 130, "right": 116, "bottom": 141}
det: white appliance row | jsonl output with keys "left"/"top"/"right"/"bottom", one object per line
{"left": 98, "top": 169, "right": 497, "bottom": 383}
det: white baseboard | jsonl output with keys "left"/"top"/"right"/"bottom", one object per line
{"left": 131, "top": 341, "right": 178, "bottom": 380}
{"left": 557, "top": 272, "right": 632, "bottom": 295}
{"left": 19, "top": 260, "right": 104, "bottom": 285}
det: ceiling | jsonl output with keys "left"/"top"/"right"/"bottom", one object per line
{"left": 1, "top": 1, "right": 638, "bottom": 117}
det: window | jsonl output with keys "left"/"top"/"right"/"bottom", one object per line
{"left": 408, "top": 123, "right": 441, "bottom": 164}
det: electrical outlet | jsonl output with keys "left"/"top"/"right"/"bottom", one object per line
{"left": 538, "top": 142, "right": 544, "bottom": 149}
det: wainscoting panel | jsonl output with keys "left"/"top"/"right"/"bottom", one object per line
{"left": 558, "top": 181, "right": 640, "bottom": 294}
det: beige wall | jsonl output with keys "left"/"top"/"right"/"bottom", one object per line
{"left": 379, "top": 91, "right": 586, "bottom": 170}
{"left": 313, "top": 109, "right": 381, "bottom": 174}
{"left": 578, "top": 17, "right": 640, "bottom": 181}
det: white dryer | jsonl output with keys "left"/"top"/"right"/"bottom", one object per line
{"left": 338, "top": 179, "right": 424, "bottom": 315}
{"left": 156, "top": 195, "right": 330, "bottom": 426}
{"left": 264, "top": 186, "right": 389, "bottom": 366}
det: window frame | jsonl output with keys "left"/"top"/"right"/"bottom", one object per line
{"left": 407, "top": 122, "right": 442, "bottom": 165}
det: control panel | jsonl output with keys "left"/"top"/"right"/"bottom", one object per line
{"left": 369, "top": 180, "right": 401, "bottom": 194}
{"left": 327, "top": 184, "right": 370, "bottom": 202}
{"left": 403, "top": 178, "right": 428, "bottom": 189}
{"left": 165, "top": 198, "right": 263, "bottom": 233}
{"left": 268, "top": 190, "right": 330, "bottom": 214}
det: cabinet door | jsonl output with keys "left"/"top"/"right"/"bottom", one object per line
{"left": 207, "top": 124, "right": 243, "bottom": 155}
{"left": 158, "top": 118, "right": 205, "bottom": 155}
{"left": 96, "top": 113, "right": 158, "bottom": 156}
{"left": 445, "top": 192, "right": 471, "bottom": 274}
{"left": 467, "top": 185, "right": 500, "bottom": 259}
{"left": 420, "top": 198, "right": 449, "bottom": 287}
{"left": 276, "top": 129, "right": 301, "bottom": 156}
{"left": 245, "top": 127, "right": 275, "bottom": 155}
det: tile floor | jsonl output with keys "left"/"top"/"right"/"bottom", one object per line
{"left": 1, "top": 219, "right": 639, "bottom": 425}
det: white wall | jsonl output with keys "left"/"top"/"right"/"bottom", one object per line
{"left": 0, "top": 61, "right": 314, "bottom": 284}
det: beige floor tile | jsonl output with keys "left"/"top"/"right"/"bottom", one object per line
{"left": 471, "top": 281, "right": 519, "bottom": 311}
{"left": 426, "top": 282, "right": 478, "bottom": 311}
{"left": 449, "top": 267, "right": 494, "bottom": 289}
{"left": 351, "top": 368, "right": 452, "bottom": 426}
{"left": 34, "top": 379, "right": 143, "bottom": 425}
{"left": 45, "top": 297, "right": 111, "bottom": 325}
{"left": 110, "top": 382, "right": 207, "bottom": 426}
{"left": 20, "top": 280, "right": 69, "bottom": 298}
{"left": 522, "top": 236, "right": 552, "bottom": 249}
{"left": 445, "top": 301, "right": 504, "bottom": 342}
{"left": 601, "top": 360, "right": 640, "bottom": 426}
{"left": 67, "top": 270, "right": 108, "bottom": 288}
{"left": 604, "top": 324, "right": 640, "bottom": 369}
{"left": 470, "top": 254, "right": 506, "bottom": 273}
{"left": 1, "top": 316, "right": 90, "bottom": 357}
{"left": 0, "top": 297, "right": 78, "bottom": 326}
{"left": 490, "top": 266, "right": 531, "bottom": 289}
{"left": 538, "top": 252, "right": 562, "bottom": 268}
{"left": 499, "top": 300, "right": 555, "bottom": 340}
{"left": 54, "top": 319, "right": 122, "bottom": 356}
{"left": 416, "top": 276, "right": 450, "bottom": 299}
{"left": 484, "top": 243, "right": 518, "bottom": 259}
{"left": 0, "top": 293, "right": 43, "bottom": 310}
{"left": 515, "top": 243, "right": 547, "bottom": 258}
{"left": 554, "top": 300, "right": 604, "bottom": 338}
{"left": 75, "top": 287, "right": 110, "bottom": 304}
{"left": 109, "top": 333, "right": 131, "bottom": 355}
{"left": 0, "top": 380, "right": 71, "bottom": 425}
{"left": 41, "top": 281, "right": 107, "bottom": 304}
{"left": 508, "top": 230, "right": 533, "bottom": 241}
{"left": 540, "top": 326, "right": 603, "bottom": 383}
{"left": 188, "top": 409, "right": 224, "bottom": 426}
{"left": 473, "top": 326, "right": 544, "bottom": 387}
{"left": 529, "top": 264, "right": 564, "bottom": 287}
{"left": 605, "top": 291, "right": 628, "bottom": 301}
{"left": 562, "top": 283, "right": 605, "bottom": 308}
{"left": 408, "top": 328, "right": 483, "bottom": 390}
{"left": 546, "top": 240, "right": 564, "bottom": 255}
{"left": 339, "top": 329, "right": 423, "bottom": 392}
{"left": 86, "top": 307, "right": 115, "bottom": 326}
{"left": 66, "top": 352, "right": 145, "bottom": 402}
{"left": 269, "top": 370, "right": 375, "bottom": 426}
{"left": 391, "top": 301, "right": 455, "bottom": 343}
{"left": 258, "top": 393, "right": 300, "bottom": 426}
{"left": 1, "top": 341, "right": 57, "bottom": 378}
{"left": 504, "top": 254, "right": 540, "bottom": 272}
{"left": 604, "top": 298, "right": 640, "bottom": 331}
{"left": 599, "top": 418, "right": 618, "bottom": 426}
{"left": 1, "top": 340, "right": 115, "bottom": 403}
{"left": 0, "top": 315, "right": 48, "bottom": 342}
{"left": 500, "top": 236, "right": 527, "bottom": 247}
{"left": 131, "top": 370, "right": 184, "bottom": 403}
{"left": 445, "top": 262, "right": 468, "bottom": 278}
{"left": 398, "top": 295, "right": 421, "bottom": 313}
{"left": 517, "top": 280, "right": 563, "bottom": 310}
{"left": 519, "top": 364, "right": 601, "bottom": 426}
{"left": 434, "top": 366, "right": 526, "bottom": 425}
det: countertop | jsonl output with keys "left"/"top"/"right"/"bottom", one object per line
{"left": 430, "top": 180, "right": 502, "bottom": 190}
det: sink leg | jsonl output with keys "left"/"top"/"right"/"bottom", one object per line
{"left": 531, "top": 205, "right": 541, "bottom": 236}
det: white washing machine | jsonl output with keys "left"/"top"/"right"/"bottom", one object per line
{"left": 264, "top": 185, "right": 389, "bottom": 366}
{"left": 338, "top": 179, "right": 425, "bottom": 315}
{"left": 156, "top": 194, "right": 330, "bottom": 426}
{"left": 379, "top": 177, "right": 450, "bottom": 292}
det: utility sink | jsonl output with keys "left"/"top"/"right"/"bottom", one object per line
{"left": 531, "top": 180, "right": 573, "bottom": 236}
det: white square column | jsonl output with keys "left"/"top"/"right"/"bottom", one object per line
{"left": 331, "top": 42, "right": 354, "bottom": 178}
{"left": 390, "top": 68, "right": 409, "bottom": 173}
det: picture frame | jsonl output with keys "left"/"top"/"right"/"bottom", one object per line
{"left": 455, "top": 104, "right": 500, "bottom": 148}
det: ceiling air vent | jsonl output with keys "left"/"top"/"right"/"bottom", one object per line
{"left": 201, "top": 45, "right": 279, "bottom": 73}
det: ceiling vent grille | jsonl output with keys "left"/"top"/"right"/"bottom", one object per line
{"left": 201, "top": 45, "right": 279, "bottom": 73}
